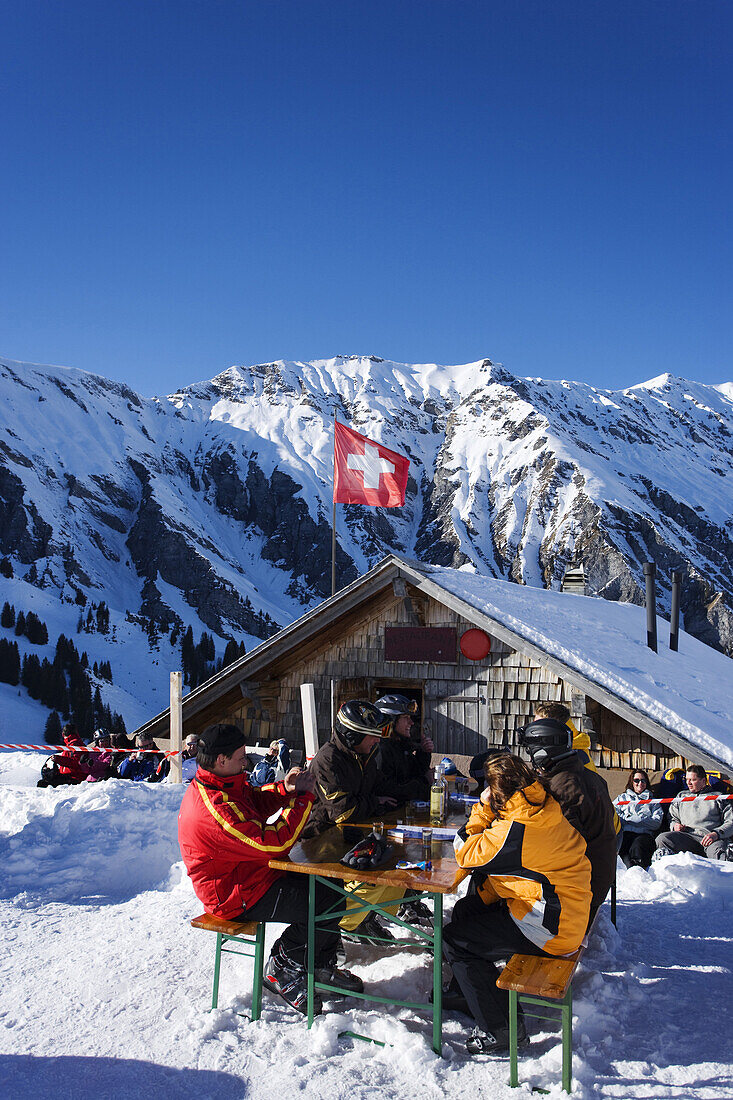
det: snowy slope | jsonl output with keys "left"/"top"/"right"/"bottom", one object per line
{"left": 0, "top": 354, "right": 732, "bottom": 738}
{"left": 0, "top": 759, "right": 731, "bottom": 1100}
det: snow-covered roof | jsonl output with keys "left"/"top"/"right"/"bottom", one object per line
{"left": 399, "top": 559, "right": 733, "bottom": 769}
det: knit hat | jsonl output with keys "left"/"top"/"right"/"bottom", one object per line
{"left": 198, "top": 723, "right": 245, "bottom": 757}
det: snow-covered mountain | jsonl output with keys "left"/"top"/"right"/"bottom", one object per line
{"left": 0, "top": 354, "right": 731, "bottom": 734}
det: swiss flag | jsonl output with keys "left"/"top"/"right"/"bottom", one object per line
{"left": 333, "top": 421, "right": 410, "bottom": 507}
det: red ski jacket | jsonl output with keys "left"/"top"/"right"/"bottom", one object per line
{"left": 53, "top": 733, "right": 92, "bottom": 782}
{"left": 177, "top": 767, "right": 315, "bottom": 918}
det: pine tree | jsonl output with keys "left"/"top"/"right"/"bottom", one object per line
{"left": 1, "top": 602, "right": 15, "bottom": 629}
{"left": 0, "top": 639, "right": 20, "bottom": 685}
{"left": 0, "top": 557, "right": 13, "bottom": 579}
{"left": 25, "top": 612, "right": 49, "bottom": 646}
{"left": 38, "top": 658, "right": 56, "bottom": 707}
{"left": 51, "top": 652, "right": 70, "bottom": 716}
{"left": 21, "top": 653, "right": 42, "bottom": 698}
{"left": 111, "top": 711, "right": 127, "bottom": 736}
{"left": 44, "top": 710, "right": 62, "bottom": 745}
{"left": 96, "top": 602, "right": 109, "bottom": 634}
{"left": 93, "top": 686, "right": 104, "bottom": 727}
{"left": 14, "top": 611, "right": 26, "bottom": 638}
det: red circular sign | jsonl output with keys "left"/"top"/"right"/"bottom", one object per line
{"left": 460, "top": 628, "right": 492, "bottom": 661}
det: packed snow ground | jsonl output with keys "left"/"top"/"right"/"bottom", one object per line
{"left": 1, "top": 752, "right": 731, "bottom": 1100}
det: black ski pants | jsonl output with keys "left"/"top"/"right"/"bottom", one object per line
{"left": 235, "top": 873, "right": 345, "bottom": 968}
{"left": 443, "top": 895, "right": 548, "bottom": 1034}
{"left": 618, "top": 830, "right": 656, "bottom": 869}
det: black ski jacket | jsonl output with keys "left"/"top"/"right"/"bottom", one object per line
{"left": 306, "top": 730, "right": 384, "bottom": 836}
{"left": 540, "top": 750, "right": 617, "bottom": 919}
{"left": 376, "top": 732, "right": 430, "bottom": 802}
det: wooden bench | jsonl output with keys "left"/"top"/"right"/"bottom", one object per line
{"left": 497, "top": 888, "right": 615, "bottom": 1094}
{"left": 191, "top": 914, "right": 266, "bottom": 1020}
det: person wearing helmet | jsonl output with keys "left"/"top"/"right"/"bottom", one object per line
{"left": 374, "top": 694, "right": 433, "bottom": 804}
{"left": 374, "top": 694, "right": 436, "bottom": 929}
{"left": 519, "top": 716, "right": 617, "bottom": 925}
{"left": 308, "top": 700, "right": 406, "bottom": 945}
{"left": 534, "top": 702, "right": 599, "bottom": 772}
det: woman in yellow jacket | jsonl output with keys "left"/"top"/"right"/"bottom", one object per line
{"left": 444, "top": 753, "right": 592, "bottom": 1056}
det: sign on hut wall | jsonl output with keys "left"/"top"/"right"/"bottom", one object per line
{"left": 384, "top": 627, "right": 457, "bottom": 662}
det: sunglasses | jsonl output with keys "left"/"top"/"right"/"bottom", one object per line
{"left": 632, "top": 777, "right": 646, "bottom": 784}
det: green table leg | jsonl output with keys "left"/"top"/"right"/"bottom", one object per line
{"left": 432, "top": 893, "right": 443, "bottom": 1056}
{"left": 212, "top": 931, "right": 223, "bottom": 1010}
{"left": 251, "top": 923, "right": 265, "bottom": 1022}
{"left": 307, "top": 875, "right": 316, "bottom": 1029}
{"left": 561, "top": 988, "right": 573, "bottom": 1093}
{"left": 509, "top": 989, "right": 519, "bottom": 1087}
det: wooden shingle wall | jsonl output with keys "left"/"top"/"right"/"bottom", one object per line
{"left": 190, "top": 586, "right": 681, "bottom": 768}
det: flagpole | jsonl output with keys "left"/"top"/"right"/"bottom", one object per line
{"left": 332, "top": 412, "right": 337, "bottom": 597}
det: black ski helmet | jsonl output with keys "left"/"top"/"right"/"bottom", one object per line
{"left": 374, "top": 694, "right": 418, "bottom": 718}
{"left": 93, "top": 727, "right": 111, "bottom": 743}
{"left": 335, "top": 700, "right": 385, "bottom": 749}
{"left": 518, "top": 718, "right": 573, "bottom": 770}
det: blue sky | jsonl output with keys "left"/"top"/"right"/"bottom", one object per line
{"left": 1, "top": 0, "right": 731, "bottom": 396}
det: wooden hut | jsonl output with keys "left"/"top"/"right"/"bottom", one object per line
{"left": 136, "top": 555, "right": 732, "bottom": 782}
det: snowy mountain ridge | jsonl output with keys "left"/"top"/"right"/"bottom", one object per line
{"left": 0, "top": 353, "right": 732, "bottom": 734}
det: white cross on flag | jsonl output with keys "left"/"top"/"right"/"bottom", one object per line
{"left": 333, "top": 421, "right": 409, "bottom": 507}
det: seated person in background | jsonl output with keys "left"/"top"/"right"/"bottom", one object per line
{"left": 250, "top": 738, "right": 290, "bottom": 787}
{"left": 520, "top": 716, "right": 617, "bottom": 925}
{"left": 705, "top": 770, "right": 733, "bottom": 795}
{"left": 614, "top": 768, "right": 663, "bottom": 869}
{"left": 110, "top": 732, "right": 135, "bottom": 771}
{"left": 38, "top": 723, "right": 94, "bottom": 787}
{"left": 181, "top": 733, "right": 199, "bottom": 783}
{"left": 308, "top": 700, "right": 411, "bottom": 941}
{"left": 533, "top": 702, "right": 598, "bottom": 772}
{"left": 118, "top": 733, "right": 164, "bottom": 782}
{"left": 656, "top": 766, "right": 686, "bottom": 800}
{"left": 374, "top": 694, "right": 435, "bottom": 927}
{"left": 654, "top": 764, "right": 733, "bottom": 861}
{"left": 444, "top": 753, "right": 591, "bottom": 1056}
{"left": 85, "top": 728, "right": 117, "bottom": 782}
{"left": 374, "top": 694, "right": 433, "bottom": 802}
{"left": 178, "top": 722, "right": 360, "bottom": 1015}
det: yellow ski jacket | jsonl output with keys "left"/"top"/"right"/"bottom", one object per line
{"left": 453, "top": 781, "right": 592, "bottom": 955}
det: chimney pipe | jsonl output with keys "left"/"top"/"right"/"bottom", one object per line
{"left": 643, "top": 562, "right": 657, "bottom": 653}
{"left": 670, "top": 570, "right": 681, "bottom": 651}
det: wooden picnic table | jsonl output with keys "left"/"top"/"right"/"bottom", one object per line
{"left": 269, "top": 824, "right": 461, "bottom": 1054}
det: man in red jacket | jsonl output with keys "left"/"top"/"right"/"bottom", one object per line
{"left": 178, "top": 723, "right": 362, "bottom": 1015}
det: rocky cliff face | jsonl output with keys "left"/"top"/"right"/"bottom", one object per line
{"left": 0, "top": 354, "right": 731, "bottom": 660}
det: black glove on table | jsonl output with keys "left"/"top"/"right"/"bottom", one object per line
{"left": 341, "top": 832, "right": 393, "bottom": 869}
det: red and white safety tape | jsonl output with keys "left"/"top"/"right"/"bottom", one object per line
{"left": 0, "top": 742, "right": 180, "bottom": 756}
{"left": 614, "top": 793, "right": 733, "bottom": 805}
